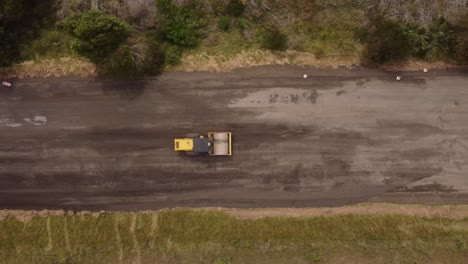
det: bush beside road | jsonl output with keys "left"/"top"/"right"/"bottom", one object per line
{"left": 1, "top": 0, "right": 467, "bottom": 77}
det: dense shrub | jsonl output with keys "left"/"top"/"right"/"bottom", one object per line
{"left": 99, "top": 38, "right": 164, "bottom": 77}
{"left": 21, "top": 30, "right": 72, "bottom": 59}
{"left": 0, "top": 0, "right": 55, "bottom": 67}
{"left": 456, "top": 35, "right": 468, "bottom": 63}
{"left": 165, "top": 8, "right": 201, "bottom": 47}
{"left": 0, "top": 30, "right": 18, "bottom": 67}
{"left": 98, "top": 45, "right": 138, "bottom": 78}
{"left": 404, "top": 17, "right": 457, "bottom": 61}
{"left": 156, "top": 0, "right": 203, "bottom": 47}
{"left": 262, "top": 29, "right": 288, "bottom": 51}
{"left": 376, "top": 17, "right": 456, "bottom": 62}
{"left": 425, "top": 17, "right": 457, "bottom": 60}
{"left": 62, "top": 10, "right": 131, "bottom": 62}
{"left": 3, "top": 0, "right": 466, "bottom": 71}
{"left": 363, "top": 18, "right": 411, "bottom": 64}
{"left": 237, "top": 18, "right": 249, "bottom": 31}
{"left": 218, "top": 16, "right": 231, "bottom": 31}
{"left": 140, "top": 39, "right": 165, "bottom": 75}
{"left": 403, "top": 22, "right": 429, "bottom": 58}
{"left": 163, "top": 44, "right": 182, "bottom": 65}
{"left": 453, "top": 12, "right": 468, "bottom": 63}
{"left": 225, "top": 0, "right": 246, "bottom": 17}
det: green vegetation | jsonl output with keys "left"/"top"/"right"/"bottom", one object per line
{"left": 363, "top": 15, "right": 460, "bottom": 64}
{"left": 218, "top": 16, "right": 231, "bottom": 31}
{"left": 98, "top": 45, "right": 138, "bottom": 78}
{"left": 62, "top": 10, "right": 131, "bottom": 63}
{"left": 405, "top": 17, "right": 457, "bottom": 60}
{"left": 453, "top": 13, "right": 468, "bottom": 63}
{"left": 457, "top": 35, "right": 468, "bottom": 63}
{"left": 21, "top": 30, "right": 72, "bottom": 60}
{"left": 163, "top": 44, "right": 183, "bottom": 65}
{"left": 363, "top": 17, "right": 412, "bottom": 64}
{"left": 1, "top": 0, "right": 467, "bottom": 76}
{"left": 0, "top": 0, "right": 55, "bottom": 66}
{"left": 225, "top": 0, "right": 246, "bottom": 17}
{"left": 98, "top": 36, "right": 165, "bottom": 78}
{"left": 262, "top": 28, "right": 288, "bottom": 51}
{"left": 156, "top": 0, "right": 203, "bottom": 47}
{"left": 0, "top": 210, "right": 467, "bottom": 263}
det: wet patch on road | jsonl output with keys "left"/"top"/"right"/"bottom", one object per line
{"left": 392, "top": 183, "right": 456, "bottom": 193}
{"left": 230, "top": 88, "right": 322, "bottom": 107}
{"left": 376, "top": 120, "right": 442, "bottom": 137}
{"left": 383, "top": 166, "right": 443, "bottom": 183}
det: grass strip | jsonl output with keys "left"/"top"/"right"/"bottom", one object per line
{"left": 0, "top": 209, "right": 467, "bottom": 263}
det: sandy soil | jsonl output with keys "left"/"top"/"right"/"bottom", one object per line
{"left": 1, "top": 203, "right": 467, "bottom": 222}
{"left": 0, "top": 52, "right": 463, "bottom": 79}
{"left": 219, "top": 203, "right": 468, "bottom": 219}
{"left": 170, "top": 50, "right": 463, "bottom": 73}
{"left": 0, "top": 209, "right": 104, "bottom": 222}
{"left": 380, "top": 59, "right": 460, "bottom": 71}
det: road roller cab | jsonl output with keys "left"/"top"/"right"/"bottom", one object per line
{"left": 174, "top": 138, "right": 193, "bottom": 151}
{"left": 174, "top": 132, "right": 232, "bottom": 156}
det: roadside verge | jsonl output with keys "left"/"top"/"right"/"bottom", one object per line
{"left": 1, "top": 203, "right": 467, "bottom": 264}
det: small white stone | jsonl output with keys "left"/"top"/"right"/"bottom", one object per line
{"left": 63, "top": 126, "right": 87, "bottom": 131}
{"left": 34, "top": 116, "right": 47, "bottom": 123}
{"left": 423, "top": 68, "right": 428, "bottom": 73}
{"left": 303, "top": 74, "right": 308, "bottom": 79}
{"left": 6, "top": 123, "right": 22, "bottom": 128}
{"left": 24, "top": 116, "right": 47, "bottom": 126}
{"left": 396, "top": 76, "right": 401, "bottom": 81}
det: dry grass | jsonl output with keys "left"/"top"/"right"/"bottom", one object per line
{"left": 1, "top": 204, "right": 468, "bottom": 263}
{"left": 169, "top": 50, "right": 360, "bottom": 72}
{"left": 0, "top": 57, "right": 97, "bottom": 79}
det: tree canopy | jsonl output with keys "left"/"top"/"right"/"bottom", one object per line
{"left": 62, "top": 10, "right": 131, "bottom": 62}
{"left": 156, "top": 0, "right": 202, "bottom": 47}
{"left": 0, "top": 0, "right": 54, "bottom": 67}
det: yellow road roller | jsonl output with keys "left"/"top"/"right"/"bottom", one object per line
{"left": 174, "top": 132, "right": 232, "bottom": 156}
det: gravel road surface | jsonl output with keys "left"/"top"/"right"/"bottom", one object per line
{"left": 1, "top": 66, "right": 467, "bottom": 210}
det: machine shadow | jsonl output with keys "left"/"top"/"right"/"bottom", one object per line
{"left": 100, "top": 79, "right": 151, "bottom": 100}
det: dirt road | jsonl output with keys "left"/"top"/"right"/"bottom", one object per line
{"left": 1, "top": 66, "right": 467, "bottom": 210}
